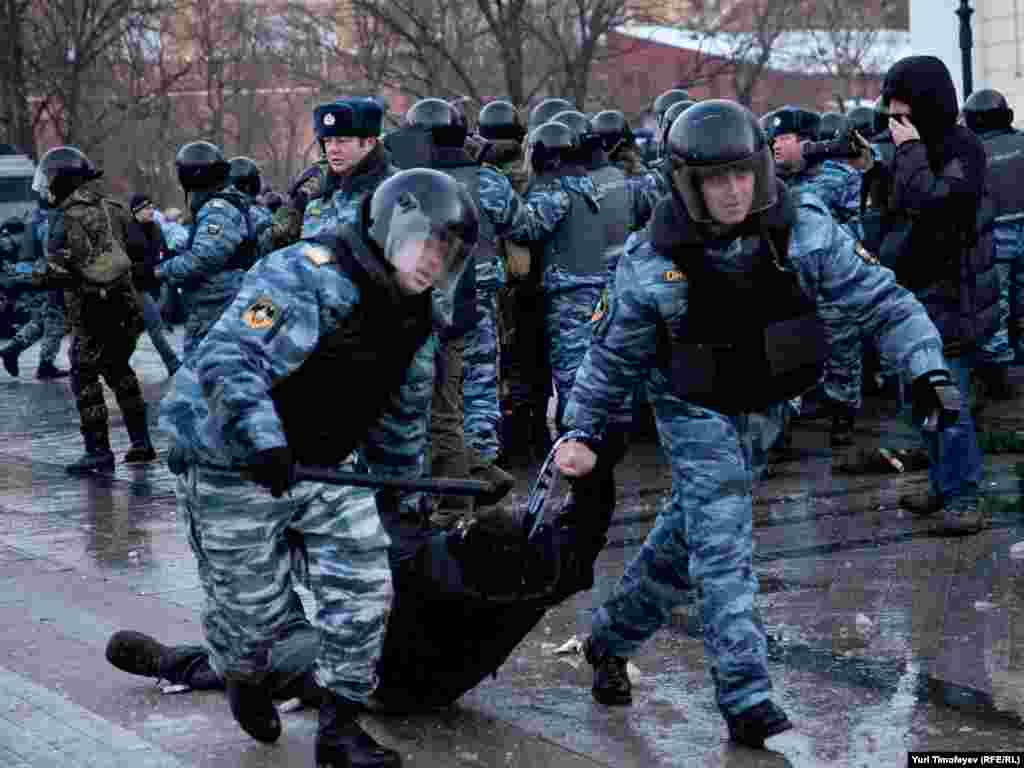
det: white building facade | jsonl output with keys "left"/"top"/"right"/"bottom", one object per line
{"left": 911, "top": 0, "right": 1024, "bottom": 120}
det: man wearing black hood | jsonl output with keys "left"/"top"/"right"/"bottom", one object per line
{"left": 879, "top": 55, "right": 999, "bottom": 534}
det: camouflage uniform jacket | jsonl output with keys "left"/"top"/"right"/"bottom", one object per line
{"left": 783, "top": 160, "right": 864, "bottom": 240}
{"left": 565, "top": 186, "right": 947, "bottom": 442}
{"left": 154, "top": 184, "right": 250, "bottom": 323}
{"left": 301, "top": 145, "right": 397, "bottom": 240}
{"left": 159, "top": 235, "right": 436, "bottom": 513}
{"left": 44, "top": 184, "right": 140, "bottom": 334}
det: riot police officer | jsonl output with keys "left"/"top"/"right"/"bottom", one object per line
{"left": 152, "top": 141, "right": 258, "bottom": 358}
{"left": 963, "top": 88, "right": 1024, "bottom": 393}
{"left": 229, "top": 156, "right": 274, "bottom": 259}
{"left": 157, "top": 168, "right": 480, "bottom": 767}
{"left": 33, "top": 146, "right": 154, "bottom": 473}
{"left": 553, "top": 99, "right": 955, "bottom": 747}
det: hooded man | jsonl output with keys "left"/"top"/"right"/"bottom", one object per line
{"left": 877, "top": 55, "right": 999, "bottom": 534}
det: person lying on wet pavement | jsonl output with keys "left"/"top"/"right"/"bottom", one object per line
{"left": 105, "top": 434, "right": 619, "bottom": 755}
{"left": 551, "top": 98, "right": 959, "bottom": 750}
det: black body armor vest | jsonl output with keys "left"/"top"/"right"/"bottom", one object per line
{"left": 270, "top": 229, "right": 433, "bottom": 466}
{"left": 651, "top": 187, "right": 827, "bottom": 414}
{"left": 980, "top": 129, "right": 1024, "bottom": 220}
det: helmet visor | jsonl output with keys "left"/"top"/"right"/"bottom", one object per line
{"left": 672, "top": 147, "right": 776, "bottom": 224}
{"left": 31, "top": 166, "right": 50, "bottom": 199}
{"left": 385, "top": 195, "right": 471, "bottom": 299}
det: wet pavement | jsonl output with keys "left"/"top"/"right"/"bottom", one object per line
{"left": 1, "top": 330, "right": 1023, "bottom": 766}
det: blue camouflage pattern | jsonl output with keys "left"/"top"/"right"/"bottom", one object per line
{"left": 154, "top": 185, "right": 250, "bottom": 358}
{"left": 160, "top": 239, "right": 435, "bottom": 702}
{"left": 786, "top": 161, "right": 867, "bottom": 410}
{"left": 567, "top": 192, "right": 946, "bottom": 717}
{"left": 248, "top": 202, "right": 275, "bottom": 260}
{"left": 5, "top": 208, "right": 66, "bottom": 364}
{"left": 461, "top": 165, "right": 520, "bottom": 461}
{"left": 300, "top": 152, "right": 395, "bottom": 241}
{"left": 978, "top": 215, "right": 1023, "bottom": 364}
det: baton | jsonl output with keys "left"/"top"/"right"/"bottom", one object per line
{"left": 293, "top": 465, "right": 492, "bottom": 496}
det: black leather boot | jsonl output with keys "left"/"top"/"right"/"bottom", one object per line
{"left": 583, "top": 635, "right": 632, "bottom": 706}
{"left": 316, "top": 692, "right": 401, "bottom": 768}
{"left": 66, "top": 429, "right": 115, "bottom": 475}
{"left": 123, "top": 407, "right": 157, "bottom": 464}
{"left": 105, "top": 630, "right": 223, "bottom": 690}
{"left": 227, "top": 676, "right": 281, "bottom": 743}
{"left": 725, "top": 700, "right": 793, "bottom": 748}
{"left": 0, "top": 341, "right": 21, "bottom": 377}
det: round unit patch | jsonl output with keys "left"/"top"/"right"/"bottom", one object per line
{"left": 242, "top": 296, "right": 279, "bottom": 330}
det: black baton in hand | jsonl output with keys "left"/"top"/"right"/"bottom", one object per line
{"left": 293, "top": 465, "right": 492, "bottom": 497}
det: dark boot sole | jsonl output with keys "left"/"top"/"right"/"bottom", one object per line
{"left": 105, "top": 630, "right": 164, "bottom": 677}
{"left": 124, "top": 449, "right": 158, "bottom": 464}
{"left": 592, "top": 687, "right": 633, "bottom": 706}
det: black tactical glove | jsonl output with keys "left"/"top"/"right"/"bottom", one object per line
{"left": 247, "top": 446, "right": 296, "bottom": 498}
{"left": 910, "top": 370, "right": 962, "bottom": 432}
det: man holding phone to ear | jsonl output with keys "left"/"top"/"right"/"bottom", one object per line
{"left": 877, "top": 55, "right": 999, "bottom": 535}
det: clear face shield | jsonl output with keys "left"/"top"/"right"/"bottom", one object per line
{"left": 384, "top": 193, "right": 472, "bottom": 305}
{"left": 31, "top": 166, "right": 51, "bottom": 203}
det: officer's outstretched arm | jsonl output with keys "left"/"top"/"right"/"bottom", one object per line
{"left": 792, "top": 197, "right": 946, "bottom": 382}
{"left": 564, "top": 242, "right": 661, "bottom": 443}
{"left": 156, "top": 202, "right": 245, "bottom": 286}
{"left": 195, "top": 244, "right": 350, "bottom": 458}
{"left": 503, "top": 182, "right": 571, "bottom": 244}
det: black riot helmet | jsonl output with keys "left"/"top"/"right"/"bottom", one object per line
{"left": 31, "top": 146, "right": 103, "bottom": 205}
{"left": 654, "top": 89, "right": 691, "bottom": 126}
{"left": 816, "top": 112, "right": 848, "bottom": 141}
{"left": 963, "top": 88, "right": 1014, "bottom": 134}
{"left": 367, "top": 168, "right": 479, "bottom": 301}
{"left": 550, "top": 110, "right": 590, "bottom": 144}
{"left": 528, "top": 98, "right": 575, "bottom": 131}
{"left": 405, "top": 97, "right": 467, "bottom": 147}
{"left": 175, "top": 141, "right": 230, "bottom": 193}
{"left": 478, "top": 100, "right": 525, "bottom": 142}
{"left": 660, "top": 99, "right": 696, "bottom": 147}
{"left": 589, "top": 110, "right": 633, "bottom": 152}
{"left": 847, "top": 106, "right": 886, "bottom": 140}
{"left": 229, "top": 156, "right": 262, "bottom": 197}
{"left": 668, "top": 99, "right": 776, "bottom": 224}
{"left": 526, "top": 121, "right": 575, "bottom": 173}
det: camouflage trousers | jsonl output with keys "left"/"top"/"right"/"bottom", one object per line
{"left": 11, "top": 290, "right": 66, "bottom": 365}
{"left": 544, "top": 276, "right": 605, "bottom": 431}
{"left": 463, "top": 286, "right": 501, "bottom": 462}
{"left": 177, "top": 464, "right": 393, "bottom": 703}
{"left": 978, "top": 218, "right": 1024, "bottom": 365}
{"left": 589, "top": 400, "right": 775, "bottom": 717}
{"left": 822, "top": 324, "right": 864, "bottom": 411}
{"left": 69, "top": 328, "right": 144, "bottom": 440}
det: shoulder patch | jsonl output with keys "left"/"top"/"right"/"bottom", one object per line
{"left": 854, "top": 242, "right": 880, "bottom": 266}
{"left": 302, "top": 244, "right": 334, "bottom": 267}
{"left": 663, "top": 269, "right": 687, "bottom": 282}
{"left": 241, "top": 296, "right": 279, "bottom": 330}
{"left": 206, "top": 223, "right": 222, "bottom": 236}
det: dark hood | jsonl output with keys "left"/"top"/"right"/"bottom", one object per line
{"left": 882, "top": 56, "right": 959, "bottom": 146}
